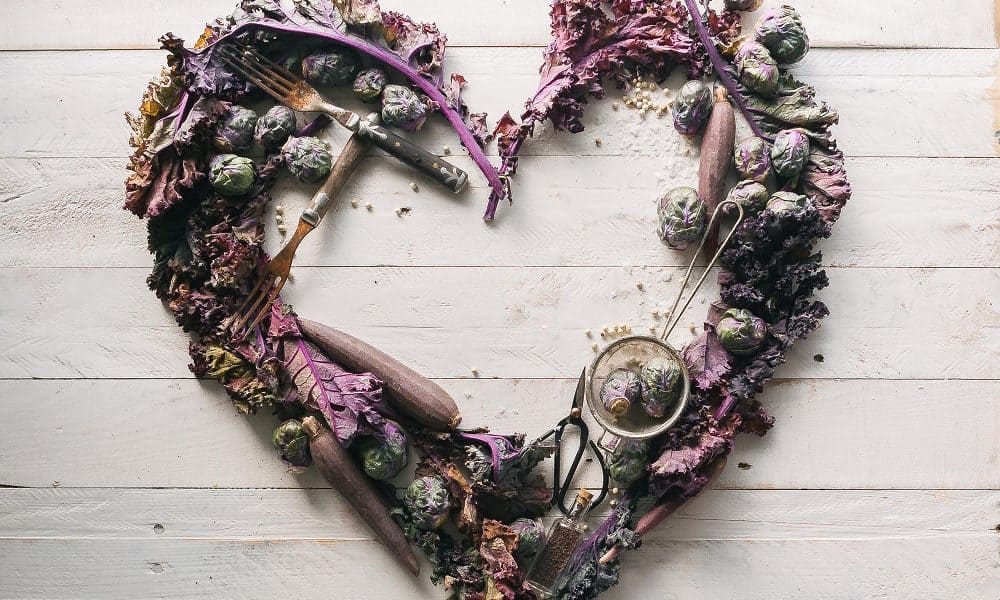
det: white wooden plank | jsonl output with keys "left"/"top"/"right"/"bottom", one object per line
{"left": 2, "top": 156, "right": 997, "bottom": 269}
{"left": 0, "top": 379, "right": 996, "bottom": 488}
{"left": 0, "top": 48, "right": 997, "bottom": 159}
{"left": 0, "top": 488, "right": 993, "bottom": 540}
{"left": 0, "top": 266, "right": 995, "bottom": 380}
{"left": 0, "top": 534, "right": 995, "bottom": 599}
{"left": 1, "top": 0, "right": 995, "bottom": 50}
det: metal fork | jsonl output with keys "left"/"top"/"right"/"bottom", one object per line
{"left": 218, "top": 45, "right": 469, "bottom": 193}
{"left": 224, "top": 127, "right": 370, "bottom": 341}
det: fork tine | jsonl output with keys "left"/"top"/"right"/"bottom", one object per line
{"left": 217, "top": 53, "right": 286, "bottom": 99}
{"left": 240, "top": 276, "right": 288, "bottom": 339}
{"left": 231, "top": 277, "right": 280, "bottom": 338}
{"left": 238, "top": 47, "right": 298, "bottom": 89}
{"left": 218, "top": 47, "right": 293, "bottom": 98}
{"left": 226, "top": 273, "right": 275, "bottom": 337}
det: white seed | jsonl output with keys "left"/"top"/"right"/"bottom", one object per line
{"left": 395, "top": 208, "right": 402, "bottom": 216}
{"left": 409, "top": 182, "right": 419, "bottom": 192}
{"left": 591, "top": 343, "right": 599, "bottom": 352}
{"left": 688, "top": 324, "right": 697, "bottom": 335}
{"left": 275, "top": 205, "right": 284, "bottom": 214}
{"left": 351, "top": 200, "right": 358, "bottom": 208}
{"left": 470, "top": 367, "right": 479, "bottom": 376}
{"left": 585, "top": 329, "right": 593, "bottom": 337}
{"left": 612, "top": 102, "right": 620, "bottom": 110}
{"left": 636, "top": 281, "right": 644, "bottom": 291}
{"left": 594, "top": 137, "right": 602, "bottom": 146}
{"left": 365, "top": 202, "right": 373, "bottom": 211}
{"left": 649, "top": 325, "right": 657, "bottom": 334}
{"left": 277, "top": 225, "right": 286, "bottom": 234}
{"left": 600, "top": 330, "right": 607, "bottom": 338}
{"left": 443, "top": 145, "right": 451, "bottom": 154}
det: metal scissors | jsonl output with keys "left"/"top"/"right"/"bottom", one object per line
{"left": 532, "top": 369, "right": 609, "bottom": 515}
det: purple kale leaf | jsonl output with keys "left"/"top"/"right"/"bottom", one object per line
{"left": 681, "top": 328, "right": 731, "bottom": 391}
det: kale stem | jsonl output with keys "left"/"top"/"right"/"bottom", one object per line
{"left": 682, "top": 0, "right": 768, "bottom": 140}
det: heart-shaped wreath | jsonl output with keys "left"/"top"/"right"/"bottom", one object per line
{"left": 124, "top": 1, "right": 850, "bottom": 598}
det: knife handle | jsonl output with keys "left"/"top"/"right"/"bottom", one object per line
{"left": 355, "top": 119, "right": 469, "bottom": 193}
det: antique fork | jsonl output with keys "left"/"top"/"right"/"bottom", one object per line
{"left": 224, "top": 128, "right": 370, "bottom": 342}
{"left": 218, "top": 45, "right": 469, "bottom": 193}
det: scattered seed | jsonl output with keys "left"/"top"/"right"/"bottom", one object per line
{"left": 651, "top": 309, "right": 660, "bottom": 318}
{"left": 636, "top": 281, "right": 644, "bottom": 291}
{"left": 470, "top": 367, "right": 479, "bottom": 376}
{"left": 277, "top": 225, "right": 287, "bottom": 235}
{"left": 409, "top": 182, "right": 419, "bottom": 192}
{"left": 591, "top": 343, "right": 599, "bottom": 352}
{"left": 443, "top": 145, "right": 451, "bottom": 154}
{"left": 351, "top": 200, "right": 358, "bottom": 208}
{"left": 612, "top": 102, "right": 620, "bottom": 110}
{"left": 594, "top": 137, "right": 602, "bottom": 146}
{"left": 600, "top": 330, "right": 607, "bottom": 338}
{"left": 649, "top": 325, "right": 657, "bottom": 334}
{"left": 275, "top": 205, "right": 284, "bottom": 214}
{"left": 585, "top": 329, "right": 592, "bottom": 337}
{"left": 365, "top": 202, "right": 373, "bottom": 211}
{"left": 688, "top": 323, "right": 697, "bottom": 335}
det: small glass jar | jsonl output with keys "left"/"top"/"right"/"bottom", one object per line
{"left": 524, "top": 489, "right": 593, "bottom": 596}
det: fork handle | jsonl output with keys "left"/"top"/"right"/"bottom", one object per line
{"left": 354, "top": 119, "right": 469, "bottom": 193}
{"left": 300, "top": 132, "right": 369, "bottom": 229}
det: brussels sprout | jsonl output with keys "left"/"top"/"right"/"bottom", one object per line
{"left": 770, "top": 128, "right": 811, "bottom": 178}
{"left": 600, "top": 368, "right": 641, "bottom": 417}
{"left": 656, "top": 186, "right": 707, "bottom": 250}
{"left": 754, "top": 5, "right": 810, "bottom": 64}
{"left": 209, "top": 154, "right": 257, "bottom": 196}
{"left": 357, "top": 421, "right": 408, "bottom": 481}
{"left": 281, "top": 136, "right": 333, "bottom": 183}
{"left": 734, "top": 41, "right": 779, "bottom": 97}
{"left": 301, "top": 48, "right": 361, "bottom": 86}
{"left": 212, "top": 105, "right": 258, "bottom": 153}
{"left": 671, "top": 80, "right": 714, "bottom": 136}
{"left": 734, "top": 137, "right": 772, "bottom": 183}
{"left": 403, "top": 475, "right": 452, "bottom": 530}
{"left": 607, "top": 440, "right": 648, "bottom": 486}
{"left": 510, "top": 518, "right": 545, "bottom": 562}
{"left": 639, "top": 356, "right": 683, "bottom": 418}
{"left": 764, "top": 191, "right": 809, "bottom": 217}
{"left": 725, "top": 180, "right": 770, "bottom": 213}
{"left": 272, "top": 419, "right": 311, "bottom": 468}
{"left": 353, "top": 68, "right": 388, "bottom": 103}
{"left": 381, "top": 84, "right": 428, "bottom": 132}
{"left": 254, "top": 105, "right": 297, "bottom": 149}
{"left": 717, "top": 308, "right": 767, "bottom": 355}
{"left": 725, "top": 0, "right": 762, "bottom": 9}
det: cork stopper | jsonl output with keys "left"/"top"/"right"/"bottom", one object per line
{"left": 301, "top": 415, "right": 323, "bottom": 439}
{"left": 577, "top": 488, "right": 594, "bottom": 503}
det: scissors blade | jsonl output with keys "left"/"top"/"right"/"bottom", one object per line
{"left": 572, "top": 368, "right": 587, "bottom": 410}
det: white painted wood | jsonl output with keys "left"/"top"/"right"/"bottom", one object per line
{"left": 1, "top": 379, "right": 997, "bottom": 489}
{"left": 1, "top": 49, "right": 998, "bottom": 159}
{"left": 1, "top": 0, "right": 996, "bottom": 50}
{"left": 2, "top": 156, "right": 998, "bottom": 269}
{"left": 0, "top": 266, "right": 995, "bottom": 380}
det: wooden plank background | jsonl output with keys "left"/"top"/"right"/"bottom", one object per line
{"left": 0, "top": 0, "right": 997, "bottom": 598}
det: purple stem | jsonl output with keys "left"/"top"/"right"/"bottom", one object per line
{"left": 189, "top": 20, "right": 507, "bottom": 220}
{"left": 682, "top": 0, "right": 769, "bottom": 141}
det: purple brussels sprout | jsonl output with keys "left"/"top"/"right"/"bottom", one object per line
{"left": 770, "top": 128, "right": 811, "bottom": 178}
{"left": 717, "top": 308, "right": 767, "bottom": 355}
{"left": 725, "top": 0, "right": 762, "bottom": 9}
{"left": 765, "top": 191, "right": 809, "bottom": 216}
{"left": 212, "top": 105, "right": 258, "bottom": 153}
{"left": 726, "top": 180, "right": 770, "bottom": 213}
{"left": 656, "top": 186, "right": 707, "bottom": 250}
{"left": 281, "top": 136, "right": 333, "bottom": 183}
{"left": 510, "top": 518, "right": 545, "bottom": 562}
{"left": 272, "top": 419, "right": 311, "bottom": 469}
{"left": 754, "top": 5, "right": 810, "bottom": 64}
{"left": 600, "top": 368, "right": 642, "bottom": 417}
{"left": 353, "top": 68, "right": 388, "bottom": 103}
{"left": 734, "top": 137, "right": 772, "bottom": 183}
{"left": 209, "top": 154, "right": 256, "bottom": 196}
{"left": 639, "top": 355, "right": 682, "bottom": 418}
{"left": 301, "top": 48, "right": 361, "bottom": 86}
{"left": 381, "top": 84, "right": 427, "bottom": 132}
{"left": 671, "top": 80, "right": 714, "bottom": 136}
{"left": 357, "top": 420, "right": 408, "bottom": 481}
{"left": 607, "top": 440, "right": 648, "bottom": 486}
{"left": 734, "top": 40, "right": 779, "bottom": 97}
{"left": 254, "top": 105, "right": 297, "bottom": 149}
{"left": 403, "top": 475, "right": 452, "bottom": 530}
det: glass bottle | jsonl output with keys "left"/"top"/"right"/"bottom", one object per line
{"left": 525, "top": 488, "right": 593, "bottom": 597}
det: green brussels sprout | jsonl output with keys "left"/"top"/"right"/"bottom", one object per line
{"left": 381, "top": 84, "right": 427, "bottom": 132}
{"left": 212, "top": 105, "right": 258, "bottom": 153}
{"left": 607, "top": 440, "right": 648, "bottom": 486}
{"left": 717, "top": 308, "right": 767, "bottom": 355}
{"left": 272, "top": 419, "right": 311, "bottom": 468}
{"left": 510, "top": 518, "right": 545, "bottom": 562}
{"left": 281, "top": 136, "right": 333, "bottom": 183}
{"left": 765, "top": 191, "right": 809, "bottom": 216}
{"left": 754, "top": 5, "right": 810, "bottom": 64}
{"left": 734, "top": 137, "right": 772, "bottom": 183}
{"left": 656, "top": 186, "right": 707, "bottom": 250}
{"left": 725, "top": 0, "right": 762, "bottom": 9}
{"left": 357, "top": 421, "right": 408, "bottom": 481}
{"left": 639, "top": 355, "right": 683, "bottom": 418}
{"left": 734, "top": 40, "right": 779, "bottom": 97}
{"left": 254, "top": 105, "right": 297, "bottom": 149}
{"left": 671, "top": 80, "right": 714, "bottom": 136}
{"left": 301, "top": 48, "right": 361, "bottom": 86}
{"left": 600, "top": 368, "right": 641, "bottom": 417}
{"left": 725, "top": 180, "right": 770, "bottom": 213}
{"left": 770, "top": 128, "right": 811, "bottom": 178}
{"left": 209, "top": 153, "right": 257, "bottom": 196}
{"left": 403, "top": 475, "right": 452, "bottom": 530}
{"left": 353, "top": 68, "right": 388, "bottom": 103}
